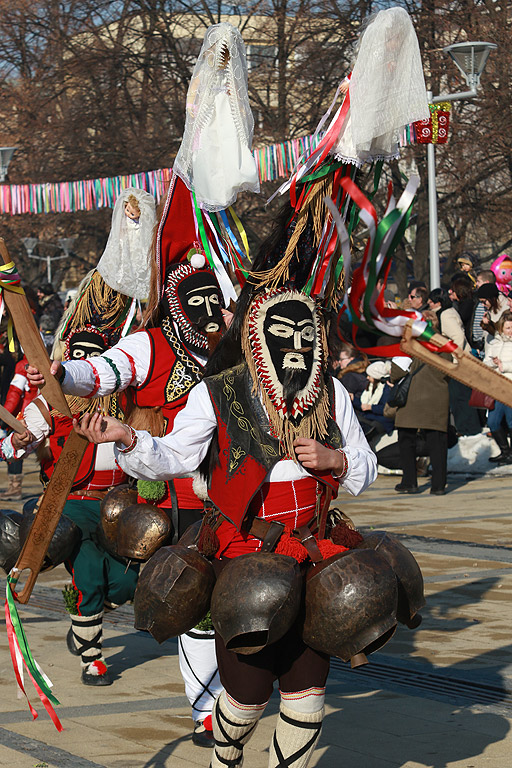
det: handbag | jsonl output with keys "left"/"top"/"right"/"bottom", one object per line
{"left": 387, "top": 364, "right": 424, "bottom": 409}
{"left": 468, "top": 388, "right": 495, "bottom": 410}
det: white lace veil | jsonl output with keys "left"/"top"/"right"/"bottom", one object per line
{"left": 96, "top": 187, "right": 156, "bottom": 300}
{"left": 173, "top": 22, "right": 257, "bottom": 210}
{"left": 349, "top": 7, "right": 429, "bottom": 160}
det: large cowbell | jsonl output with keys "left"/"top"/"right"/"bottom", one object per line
{"left": 98, "top": 485, "right": 138, "bottom": 558}
{"left": 303, "top": 548, "right": 398, "bottom": 662}
{"left": 0, "top": 509, "right": 24, "bottom": 573}
{"left": 19, "top": 498, "right": 81, "bottom": 571}
{"left": 211, "top": 552, "right": 303, "bottom": 655}
{"left": 357, "top": 531, "right": 425, "bottom": 628}
{"left": 133, "top": 544, "right": 215, "bottom": 643}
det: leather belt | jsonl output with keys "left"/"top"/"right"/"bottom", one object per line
{"left": 70, "top": 487, "right": 114, "bottom": 501}
{"left": 247, "top": 517, "right": 323, "bottom": 562}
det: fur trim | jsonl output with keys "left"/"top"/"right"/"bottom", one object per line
{"left": 192, "top": 473, "right": 209, "bottom": 501}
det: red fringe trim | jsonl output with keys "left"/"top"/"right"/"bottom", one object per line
{"left": 275, "top": 529, "right": 309, "bottom": 563}
{"left": 317, "top": 539, "right": 348, "bottom": 559}
{"left": 331, "top": 522, "right": 364, "bottom": 548}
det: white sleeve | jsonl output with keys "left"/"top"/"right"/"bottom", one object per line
{"left": 61, "top": 331, "right": 152, "bottom": 397}
{"left": 7, "top": 397, "right": 51, "bottom": 459}
{"left": 114, "top": 381, "right": 216, "bottom": 479}
{"left": 333, "top": 377, "right": 378, "bottom": 496}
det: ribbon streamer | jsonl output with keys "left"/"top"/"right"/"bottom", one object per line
{"left": 5, "top": 576, "right": 63, "bottom": 731}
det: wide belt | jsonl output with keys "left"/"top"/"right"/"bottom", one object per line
{"left": 247, "top": 518, "right": 323, "bottom": 563}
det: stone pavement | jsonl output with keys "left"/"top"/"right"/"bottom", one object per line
{"left": 1, "top": 456, "right": 512, "bottom": 768}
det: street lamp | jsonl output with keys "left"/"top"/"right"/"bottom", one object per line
{"left": 427, "top": 41, "right": 497, "bottom": 289}
{"left": 0, "top": 147, "right": 17, "bottom": 183}
{"left": 21, "top": 236, "right": 75, "bottom": 284}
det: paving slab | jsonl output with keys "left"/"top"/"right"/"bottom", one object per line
{"left": 1, "top": 459, "right": 511, "bottom": 767}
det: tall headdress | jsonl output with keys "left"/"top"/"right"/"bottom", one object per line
{"left": 173, "top": 22, "right": 259, "bottom": 212}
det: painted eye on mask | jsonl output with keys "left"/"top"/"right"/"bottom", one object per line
{"left": 188, "top": 295, "right": 205, "bottom": 307}
{"left": 301, "top": 325, "right": 315, "bottom": 342}
{"left": 268, "top": 323, "right": 294, "bottom": 339}
{"left": 209, "top": 294, "right": 220, "bottom": 305}
{"left": 71, "top": 349, "right": 86, "bottom": 359}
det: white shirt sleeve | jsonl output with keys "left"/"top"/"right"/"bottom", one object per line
{"left": 5, "top": 396, "right": 52, "bottom": 460}
{"left": 114, "top": 380, "right": 216, "bottom": 479}
{"left": 332, "top": 377, "right": 378, "bottom": 496}
{"left": 116, "top": 376, "right": 377, "bottom": 497}
{"left": 61, "top": 331, "right": 152, "bottom": 397}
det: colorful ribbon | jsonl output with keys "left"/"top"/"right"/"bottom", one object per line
{"left": 5, "top": 576, "right": 63, "bottom": 731}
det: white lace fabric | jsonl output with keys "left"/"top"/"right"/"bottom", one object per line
{"left": 332, "top": 6, "right": 429, "bottom": 165}
{"left": 96, "top": 187, "right": 156, "bottom": 300}
{"left": 173, "top": 22, "right": 259, "bottom": 211}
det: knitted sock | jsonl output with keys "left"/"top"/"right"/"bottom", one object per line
{"left": 70, "top": 612, "right": 106, "bottom": 674}
{"left": 211, "top": 691, "right": 267, "bottom": 768}
{"left": 268, "top": 691, "right": 325, "bottom": 768}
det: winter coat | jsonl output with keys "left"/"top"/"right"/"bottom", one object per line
{"left": 391, "top": 359, "right": 450, "bottom": 433}
{"left": 483, "top": 333, "right": 512, "bottom": 382}
{"left": 438, "top": 307, "right": 469, "bottom": 350}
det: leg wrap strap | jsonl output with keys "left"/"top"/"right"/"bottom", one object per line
{"left": 268, "top": 703, "right": 324, "bottom": 768}
{"left": 211, "top": 693, "right": 265, "bottom": 768}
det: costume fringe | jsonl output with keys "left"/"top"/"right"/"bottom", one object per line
{"left": 247, "top": 178, "right": 333, "bottom": 292}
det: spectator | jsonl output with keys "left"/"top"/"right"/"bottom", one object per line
{"left": 353, "top": 360, "right": 394, "bottom": 446}
{"left": 449, "top": 277, "right": 475, "bottom": 338}
{"left": 330, "top": 342, "right": 369, "bottom": 401}
{"left": 454, "top": 254, "right": 477, "bottom": 286}
{"left": 37, "top": 282, "right": 64, "bottom": 354}
{"left": 470, "top": 271, "right": 497, "bottom": 355}
{"left": 433, "top": 284, "right": 480, "bottom": 436}
{"left": 402, "top": 285, "right": 428, "bottom": 312}
{"left": 477, "top": 283, "right": 508, "bottom": 352}
{"left": 392, "top": 357, "right": 450, "bottom": 495}
{"left": 483, "top": 311, "right": 512, "bottom": 465}
{"left": 427, "top": 288, "right": 467, "bottom": 349}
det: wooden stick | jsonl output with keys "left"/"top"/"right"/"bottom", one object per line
{"left": 0, "top": 239, "right": 71, "bottom": 417}
{"left": 0, "top": 403, "right": 26, "bottom": 434}
{"left": 400, "top": 321, "right": 512, "bottom": 408}
{"left": 12, "top": 429, "right": 88, "bottom": 604}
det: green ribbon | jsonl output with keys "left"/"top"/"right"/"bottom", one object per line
{"left": 6, "top": 576, "right": 60, "bottom": 706}
{"left": 191, "top": 190, "right": 214, "bottom": 270}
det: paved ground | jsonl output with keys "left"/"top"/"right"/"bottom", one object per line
{"left": 1, "top": 456, "right": 512, "bottom": 767}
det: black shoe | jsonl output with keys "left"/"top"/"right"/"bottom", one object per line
{"left": 81, "top": 662, "right": 112, "bottom": 686}
{"left": 430, "top": 488, "right": 446, "bottom": 495}
{"left": 66, "top": 627, "right": 80, "bottom": 656}
{"left": 395, "top": 483, "right": 420, "bottom": 494}
{"left": 193, "top": 720, "right": 215, "bottom": 748}
{"left": 489, "top": 453, "right": 509, "bottom": 463}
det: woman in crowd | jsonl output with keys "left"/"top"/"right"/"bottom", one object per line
{"left": 352, "top": 360, "right": 394, "bottom": 447}
{"left": 483, "top": 311, "right": 512, "bottom": 465}
{"left": 427, "top": 288, "right": 480, "bottom": 436}
{"left": 477, "top": 283, "right": 508, "bottom": 353}
{"left": 330, "top": 342, "right": 369, "bottom": 401}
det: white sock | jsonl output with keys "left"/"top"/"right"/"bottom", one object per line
{"left": 268, "top": 692, "right": 324, "bottom": 768}
{"left": 211, "top": 691, "right": 267, "bottom": 768}
{"left": 71, "top": 612, "right": 105, "bottom": 670}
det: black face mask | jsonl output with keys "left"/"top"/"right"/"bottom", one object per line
{"left": 263, "top": 300, "right": 315, "bottom": 396}
{"left": 176, "top": 272, "right": 224, "bottom": 333}
{"left": 66, "top": 330, "right": 109, "bottom": 361}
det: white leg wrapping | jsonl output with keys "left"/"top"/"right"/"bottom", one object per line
{"left": 211, "top": 691, "right": 267, "bottom": 768}
{"left": 71, "top": 612, "right": 105, "bottom": 670}
{"left": 268, "top": 694, "right": 324, "bottom": 768}
{"left": 178, "top": 630, "right": 223, "bottom": 722}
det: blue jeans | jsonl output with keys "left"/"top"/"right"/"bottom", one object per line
{"left": 487, "top": 401, "right": 512, "bottom": 432}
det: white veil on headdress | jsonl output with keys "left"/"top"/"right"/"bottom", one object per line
{"left": 96, "top": 187, "right": 156, "bottom": 300}
{"left": 173, "top": 22, "right": 259, "bottom": 211}
{"left": 348, "top": 7, "right": 429, "bottom": 162}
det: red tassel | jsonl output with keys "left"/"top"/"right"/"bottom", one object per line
{"left": 317, "top": 539, "right": 349, "bottom": 559}
{"left": 203, "top": 714, "right": 213, "bottom": 731}
{"left": 331, "top": 523, "right": 364, "bottom": 548}
{"left": 89, "top": 659, "right": 108, "bottom": 676}
{"left": 198, "top": 521, "right": 220, "bottom": 557}
{"left": 275, "top": 530, "right": 309, "bottom": 563}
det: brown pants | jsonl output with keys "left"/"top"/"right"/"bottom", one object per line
{"left": 213, "top": 559, "right": 329, "bottom": 704}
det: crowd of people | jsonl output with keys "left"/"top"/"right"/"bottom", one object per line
{"left": 329, "top": 256, "right": 512, "bottom": 496}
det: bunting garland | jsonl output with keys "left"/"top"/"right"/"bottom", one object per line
{"left": 0, "top": 109, "right": 450, "bottom": 216}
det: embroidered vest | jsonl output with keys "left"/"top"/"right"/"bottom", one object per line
{"left": 204, "top": 363, "right": 342, "bottom": 530}
{"left": 133, "top": 322, "right": 203, "bottom": 434}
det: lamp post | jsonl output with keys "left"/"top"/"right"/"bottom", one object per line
{"left": 427, "top": 41, "right": 497, "bottom": 290}
{"left": 21, "top": 236, "right": 77, "bottom": 284}
{"left": 0, "top": 147, "right": 17, "bottom": 183}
